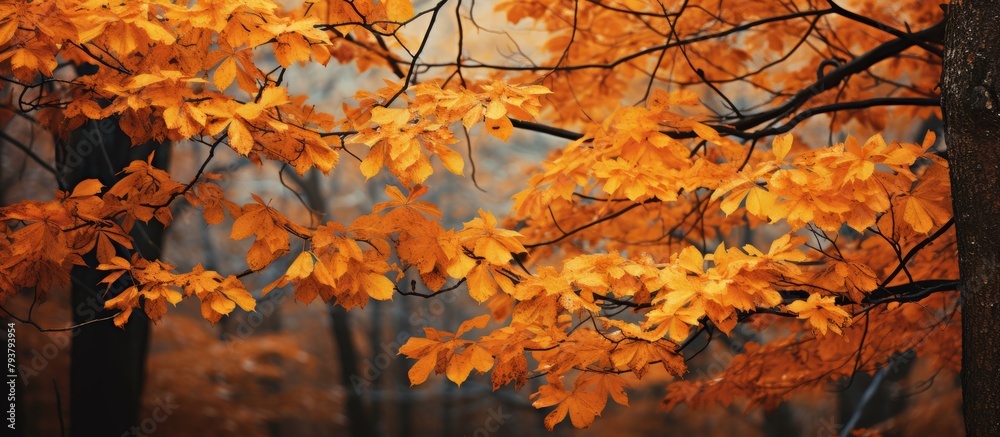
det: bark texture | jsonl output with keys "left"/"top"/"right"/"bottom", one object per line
{"left": 942, "top": 2, "right": 1000, "bottom": 436}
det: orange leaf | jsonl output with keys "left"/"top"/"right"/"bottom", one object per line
{"left": 228, "top": 120, "right": 253, "bottom": 155}
{"left": 385, "top": 0, "right": 415, "bottom": 22}
{"left": 484, "top": 116, "right": 513, "bottom": 141}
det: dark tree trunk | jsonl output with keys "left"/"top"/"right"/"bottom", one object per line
{"left": 942, "top": 2, "right": 1000, "bottom": 436}
{"left": 329, "top": 304, "right": 372, "bottom": 437}
{"left": 294, "top": 170, "right": 373, "bottom": 437}
{"left": 61, "top": 112, "right": 167, "bottom": 437}
{"left": 393, "top": 298, "right": 414, "bottom": 437}
{"left": 0, "top": 141, "right": 25, "bottom": 437}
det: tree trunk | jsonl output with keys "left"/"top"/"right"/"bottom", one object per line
{"left": 942, "top": 2, "right": 1000, "bottom": 436}
{"left": 0, "top": 141, "right": 25, "bottom": 437}
{"left": 393, "top": 298, "right": 414, "bottom": 437}
{"left": 62, "top": 111, "right": 167, "bottom": 436}
{"left": 295, "top": 170, "right": 373, "bottom": 437}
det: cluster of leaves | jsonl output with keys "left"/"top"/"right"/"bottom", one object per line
{"left": 1, "top": 0, "right": 959, "bottom": 431}
{"left": 0, "top": 0, "right": 548, "bottom": 318}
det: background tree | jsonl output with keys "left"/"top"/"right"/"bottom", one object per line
{"left": 0, "top": 0, "right": 987, "bottom": 435}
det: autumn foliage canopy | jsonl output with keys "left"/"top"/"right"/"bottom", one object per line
{"left": 0, "top": 0, "right": 958, "bottom": 430}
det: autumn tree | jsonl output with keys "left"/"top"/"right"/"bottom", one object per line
{"left": 0, "top": 0, "right": 991, "bottom": 435}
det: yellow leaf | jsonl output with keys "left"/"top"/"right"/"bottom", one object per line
{"left": 436, "top": 147, "right": 465, "bottom": 175}
{"left": 772, "top": 133, "right": 792, "bottom": 161}
{"left": 533, "top": 383, "right": 605, "bottom": 430}
{"left": 446, "top": 349, "right": 473, "bottom": 385}
{"left": 744, "top": 186, "right": 777, "bottom": 217}
{"left": 446, "top": 344, "right": 494, "bottom": 386}
{"left": 475, "top": 237, "right": 513, "bottom": 265}
{"left": 311, "top": 259, "right": 337, "bottom": 287}
{"left": 305, "top": 139, "right": 339, "bottom": 173}
{"left": 221, "top": 276, "right": 256, "bottom": 311}
{"left": 385, "top": 0, "right": 415, "bottom": 22}
{"left": 901, "top": 194, "right": 943, "bottom": 234}
{"left": 456, "top": 314, "right": 490, "bottom": 337}
{"left": 210, "top": 294, "right": 237, "bottom": 315}
{"left": 371, "top": 107, "right": 410, "bottom": 125}
{"left": 485, "top": 99, "right": 507, "bottom": 119}
{"left": 675, "top": 246, "right": 705, "bottom": 274}
{"left": 164, "top": 288, "right": 183, "bottom": 305}
{"left": 70, "top": 179, "right": 103, "bottom": 197}
{"left": 467, "top": 264, "right": 497, "bottom": 302}
{"left": 446, "top": 250, "right": 476, "bottom": 278}
{"left": 213, "top": 57, "right": 237, "bottom": 91}
{"left": 361, "top": 143, "right": 386, "bottom": 179}
{"left": 362, "top": 272, "right": 394, "bottom": 300}
{"left": 459, "top": 209, "right": 526, "bottom": 265}
{"left": 228, "top": 120, "right": 253, "bottom": 155}
{"left": 462, "top": 104, "right": 485, "bottom": 129}
{"left": 786, "top": 293, "right": 851, "bottom": 336}
{"left": 132, "top": 19, "right": 175, "bottom": 44}
{"left": 258, "top": 86, "right": 290, "bottom": 108}
{"left": 690, "top": 121, "right": 721, "bottom": 144}
{"left": 0, "top": 19, "right": 17, "bottom": 46}
{"left": 408, "top": 353, "right": 437, "bottom": 386}
{"left": 286, "top": 251, "right": 315, "bottom": 280}
{"left": 719, "top": 187, "right": 747, "bottom": 216}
